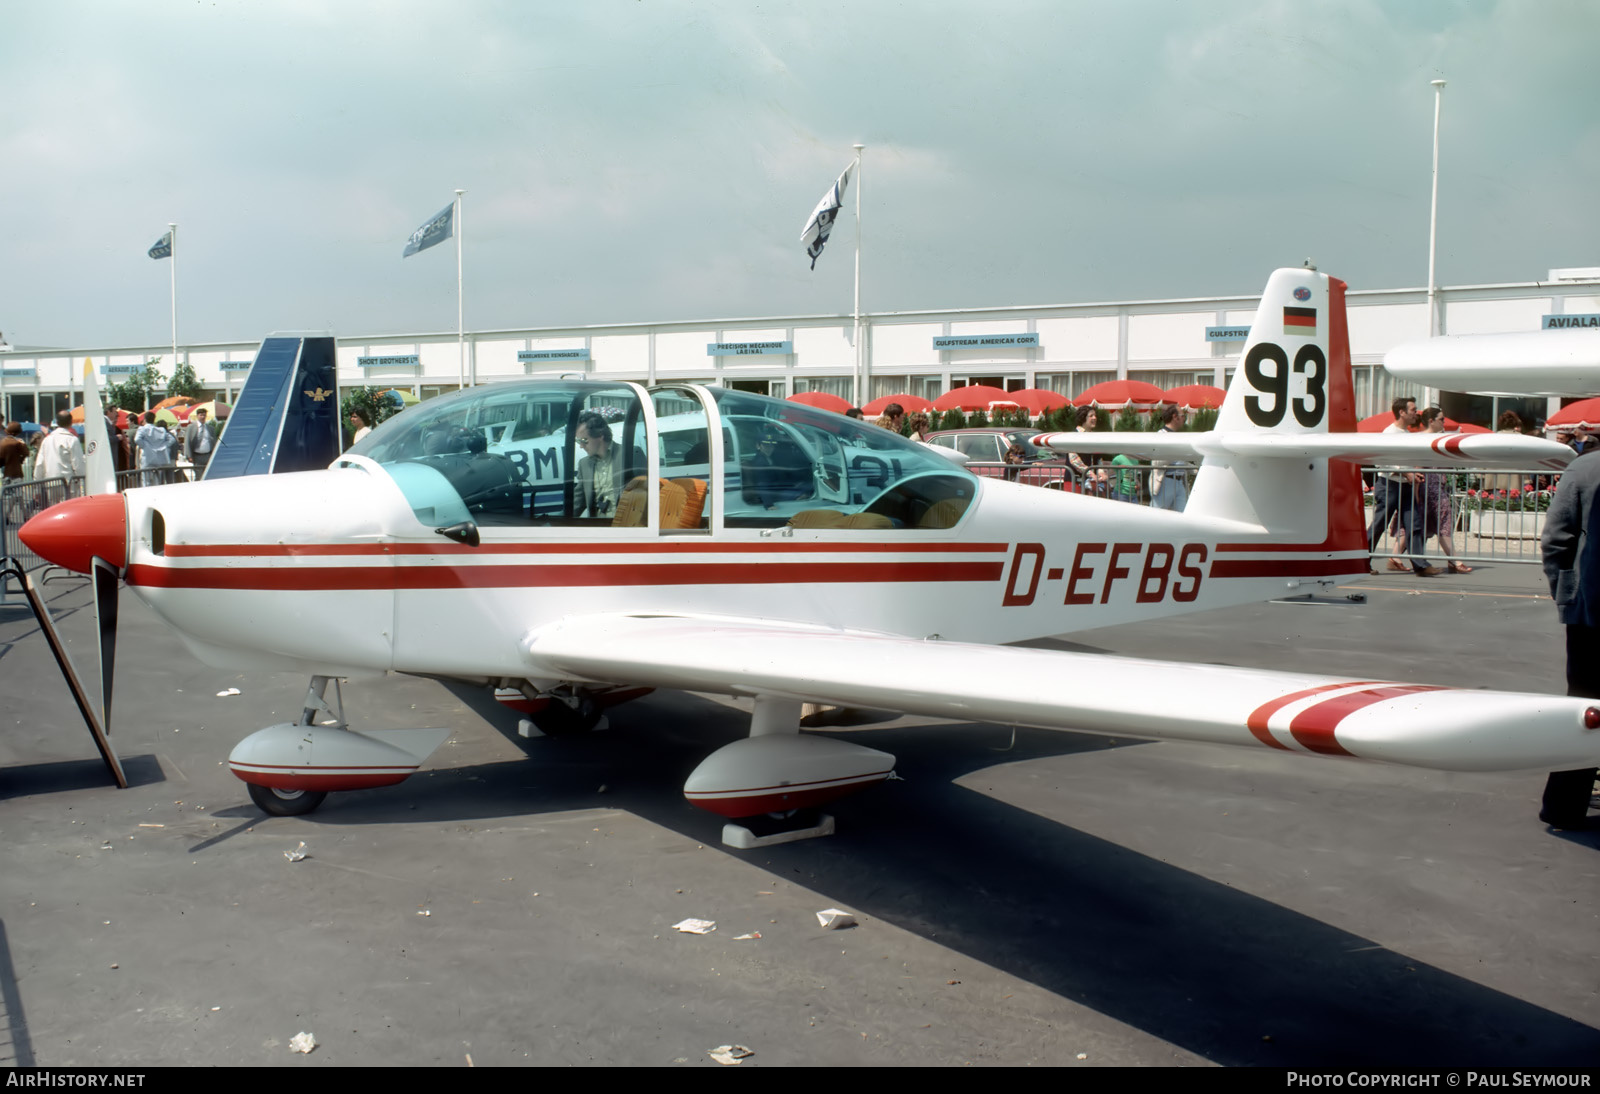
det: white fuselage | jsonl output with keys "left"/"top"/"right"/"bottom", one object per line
{"left": 120, "top": 463, "right": 1364, "bottom": 679}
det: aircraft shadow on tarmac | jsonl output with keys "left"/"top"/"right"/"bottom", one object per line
{"left": 0, "top": 919, "right": 32, "bottom": 1067}
{"left": 190, "top": 685, "right": 1598, "bottom": 1069}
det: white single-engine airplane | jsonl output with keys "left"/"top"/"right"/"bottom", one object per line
{"left": 20, "top": 269, "right": 1600, "bottom": 836}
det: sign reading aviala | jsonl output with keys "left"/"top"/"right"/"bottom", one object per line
{"left": 1543, "top": 314, "right": 1600, "bottom": 330}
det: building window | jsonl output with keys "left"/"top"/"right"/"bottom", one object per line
{"left": 1126, "top": 369, "right": 1210, "bottom": 391}
{"left": 1043, "top": 371, "right": 1116, "bottom": 399}
{"left": 867, "top": 376, "right": 909, "bottom": 401}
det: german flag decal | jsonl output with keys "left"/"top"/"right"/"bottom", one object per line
{"left": 1283, "top": 306, "right": 1317, "bottom": 335}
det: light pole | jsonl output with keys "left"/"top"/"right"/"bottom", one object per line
{"left": 852, "top": 143, "right": 864, "bottom": 407}
{"left": 1425, "top": 79, "right": 1446, "bottom": 411}
{"left": 1427, "top": 80, "right": 1446, "bottom": 338}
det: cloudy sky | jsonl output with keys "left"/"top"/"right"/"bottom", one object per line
{"left": 2, "top": 0, "right": 1596, "bottom": 349}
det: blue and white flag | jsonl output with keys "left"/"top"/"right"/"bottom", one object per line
{"left": 148, "top": 230, "right": 172, "bottom": 260}
{"left": 800, "top": 164, "right": 852, "bottom": 270}
{"left": 403, "top": 202, "right": 454, "bottom": 258}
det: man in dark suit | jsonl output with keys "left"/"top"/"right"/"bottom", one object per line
{"left": 185, "top": 408, "right": 217, "bottom": 480}
{"left": 1539, "top": 449, "right": 1600, "bottom": 829}
{"left": 575, "top": 411, "right": 628, "bottom": 519}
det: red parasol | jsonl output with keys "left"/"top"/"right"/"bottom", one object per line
{"left": 72, "top": 406, "right": 134, "bottom": 429}
{"left": 1162, "top": 383, "right": 1227, "bottom": 409}
{"left": 1073, "top": 379, "right": 1167, "bottom": 408}
{"left": 785, "top": 391, "right": 852, "bottom": 414}
{"left": 1006, "top": 388, "right": 1071, "bottom": 415}
{"left": 933, "top": 385, "right": 1013, "bottom": 412}
{"left": 1547, "top": 397, "right": 1600, "bottom": 430}
{"left": 861, "top": 393, "right": 935, "bottom": 416}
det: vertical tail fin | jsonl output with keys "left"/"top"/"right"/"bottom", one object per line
{"left": 1187, "top": 270, "right": 1366, "bottom": 551}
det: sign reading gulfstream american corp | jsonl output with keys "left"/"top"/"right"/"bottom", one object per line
{"left": 932, "top": 333, "right": 1039, "bottom": 349}
{"left": 1205, "top": 326, "right": 1252, "bottom": 342}
{"left": 707, "top": 341, "right": 793, "bottom": 356}
{"left": 518, "top": 349, "right": 590, "bottom": 362}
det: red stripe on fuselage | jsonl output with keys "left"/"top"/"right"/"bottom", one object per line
{"left": 161, "top": 540, "right": 1012, "bottom": 559}
{"left": 126, "top": 559, "right": 1007, "bottom": 591}
{"left": 1208, "top": 556, "right": 1370, "bottom": 579}
{"left": 1216, "top": 541, "right": 1355, "bottom": 553}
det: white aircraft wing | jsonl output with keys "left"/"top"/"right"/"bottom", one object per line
{"left": 1030, "top": 432, "right": 1211, "bottom": 460}
{"left": 1384, "top": 330, "right": 1600, "bottom": 396}
{"left": 1032, "top": 430, "right": 1573, "bottom": 470}
{"left": 523, "top": 614, "right": 1600, "bottom": 774}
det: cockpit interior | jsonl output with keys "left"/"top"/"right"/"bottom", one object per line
{"left": 348, "top": 381, "right": 976, "bottom": 535}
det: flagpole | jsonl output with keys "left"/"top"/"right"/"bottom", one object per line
{"left": 455, "top": 189, "right": 465, "bottom": 389}
{"left": 852, "top": 143, "right": 864, "bottom": 407}
{"left": 169, "top": 221, "right": 178, "bottom": 394}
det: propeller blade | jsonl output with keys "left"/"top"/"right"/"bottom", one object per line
{"left": 80, "top": 357, "right": 117, "bottom": 495}
{"left": 93, "top": 556, "right": 119, "bottom": 733}
{"left": 8, "top": 561, "right": 127, "bottom": 788}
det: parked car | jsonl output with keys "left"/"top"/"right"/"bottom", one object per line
{"left": 924, "top": 428, "right": 1072, "bottom": 489}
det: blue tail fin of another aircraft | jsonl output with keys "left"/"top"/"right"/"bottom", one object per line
{"left": 206, "top": 336, "right": 341, "bottom": 480}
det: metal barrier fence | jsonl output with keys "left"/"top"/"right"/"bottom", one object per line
{"left": 1368, "top": 465, "right": 1556, "bottom": 567}
{"left": 967, "top": 459, "right": 1197, "bottom": 503}
{"left": 976, "top": 459, "right": 1554, "bottom": 567}
{"left": 115, "top": 466, "right": 193, "bottom": 491}
{"left": 0, "top": 475, "right": 84, "bottom": 601}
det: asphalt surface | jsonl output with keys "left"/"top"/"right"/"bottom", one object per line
{"left": 0, "top": 562, "right": 1595, "bottom": 1068}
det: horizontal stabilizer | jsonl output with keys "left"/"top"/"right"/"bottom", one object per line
{"left": 1031, "top": 430, "right": 1573, "bottom": 470}
{"left": 1385, "top": 330, "right": 1600, "bottom": 396}
{"left": 524, "top": 614, "right": 1600, "bottom": 774}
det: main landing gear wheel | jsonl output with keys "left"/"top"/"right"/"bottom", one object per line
{"left": 248, "top": 783, "right": 328, "bottom": 817}
{"left": 529, "top": 697, "right": 603, "bottom": 736}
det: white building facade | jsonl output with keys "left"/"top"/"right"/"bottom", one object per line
{"left": 4, "top": 269, "right": 1597, "bottom": 428}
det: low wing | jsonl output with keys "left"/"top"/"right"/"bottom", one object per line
{"left": 1032, "top": 430, "right": 1573, "bottom": 470}
{"left": 1385, "top": 330, "right": 1600, "bottom": 397}
{"left": 1030, "top": 432, "right": 1206, "bottom": 461}
{"left": 523, "top": 614, "right": 1600, "bottom": 774}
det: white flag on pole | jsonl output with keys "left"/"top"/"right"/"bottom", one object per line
{"left": 800, "top": 164, "right": 852, "bottom": 270}
{"left": 403, "top": 202, "right": 454, "bottom": 258}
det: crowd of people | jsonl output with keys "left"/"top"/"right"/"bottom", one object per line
{"left": 1366, "top": 398, "right": 1590, "bottom": 577}
{"left": 0, "top": 406, "right": 221, "bottom": 493}
{"left": 1057, "top": 404, "right": 1193, "bottom": 510}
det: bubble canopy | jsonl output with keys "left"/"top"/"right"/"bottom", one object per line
{"left": 346, "top": 380, "right": 976, "bottom": 532}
